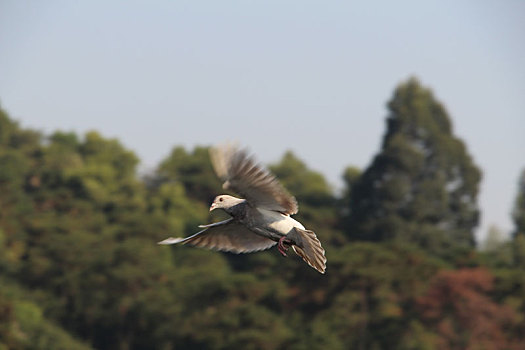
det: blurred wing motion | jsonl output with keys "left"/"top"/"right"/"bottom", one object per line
{"left": 158, "top": 218, "right": 277, "bottom": 253}
{"left": 210, "top": 144, "right": 298, "bottom": 215}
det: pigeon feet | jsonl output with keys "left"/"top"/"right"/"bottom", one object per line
{"left": 278, "top": 236, "right": 292, "bottom": 257}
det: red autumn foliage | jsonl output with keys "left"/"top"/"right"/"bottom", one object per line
{"left": 417, "top": 268, "right": 520, "bottom": 350}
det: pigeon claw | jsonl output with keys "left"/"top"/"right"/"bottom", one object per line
{"left": 278, "top": 236, "right": 292, "bottom": 257}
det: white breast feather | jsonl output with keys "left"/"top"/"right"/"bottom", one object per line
{"left": 256, "top": 208, "right": 305, "bottom": 234}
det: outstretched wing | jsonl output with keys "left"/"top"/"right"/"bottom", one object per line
{"left": 210, "top": 144, "right": 298, "bottom": 215}
{"left": 158, "top": 218, "right": 276, "bottom": 254}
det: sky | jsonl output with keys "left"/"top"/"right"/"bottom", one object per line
{"left": 1, "top": 1, "right": 524, "bottom": 242}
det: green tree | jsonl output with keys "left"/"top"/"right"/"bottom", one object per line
{"left": 512, "top": 169, "right": 525, "bottom": 238}
{"left": 269, "top": 151, "right": 333, "bottom": 206}
{"left": 511, "top": 169, "right": 525, "bottom": 267}
{"left": 0, "top": 278, "right": 94, "bottom": 350}
{"left": 4, "top": 94, "right": 525, "bottom": 350}
{"left": 156, "top": 146, "right": 221, "bottom": 204}
{"left": 288, "top": 242, "right": 444, "bottom": 350}
{"left": 339, "top": 166, "right": 361, "bottom": 230}
{"left": 1, "top": 127, "right": 194, "bottom": 349}
{"left": 0, "top": 107, "right": 41, "bottom": 274}
{"left": 347, "top": 78, "right": 481, "bottom": 257}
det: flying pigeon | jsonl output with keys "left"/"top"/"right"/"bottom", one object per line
{"left": 158, "top": 144, "right": 326, "bottom": 274}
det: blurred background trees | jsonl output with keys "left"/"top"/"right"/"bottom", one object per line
{"left": 347, "top": 79, "right": 481, "bottom": 260}
{"left": 0, "top": 79, "right": 524, "bottom": 349}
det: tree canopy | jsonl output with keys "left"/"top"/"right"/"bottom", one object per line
{"left": 512, "top": 169, "right": 525, "bottom": 238}
{"left": 347, "top": 78, "right": 481, "bottom": 258}
{"left": 0, "top": 78, "right": 523, "bottom": 349}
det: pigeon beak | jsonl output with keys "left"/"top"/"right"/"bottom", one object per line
{"left": 209, "top": 202, "right": 216, "bottom": 212}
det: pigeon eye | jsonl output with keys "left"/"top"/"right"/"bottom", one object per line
{"left": 219, "top": 197, "right": 223, "bottom": 202}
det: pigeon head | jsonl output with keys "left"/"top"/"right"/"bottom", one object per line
{"left": 209, "top": 195, "right": 244, "bottom": 212}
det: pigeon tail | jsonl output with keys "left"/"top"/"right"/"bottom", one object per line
{"left": 291, "top": 228, "right": 326, "bottom": 274}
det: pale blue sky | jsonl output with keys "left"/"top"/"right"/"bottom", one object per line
{"left": 1, "top": 1, "right": 524, "bottom": 242}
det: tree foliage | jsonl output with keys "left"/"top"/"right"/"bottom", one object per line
{"left": 156, "top": 146, "right": 221, "bottom": 204}
{"left": 347, "top": 78, "right": 481, "bottom": 257}
{"left": 0, "top": 77, "right": 522, "bottom": 350}
{"left": 416, "top": 268, "right": 522, "bottom": 350}
{"left": 512, "top": 169, "right": 525, "bottom": 238}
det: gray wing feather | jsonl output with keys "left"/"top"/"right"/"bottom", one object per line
{"left": 158, "top": 219, "right": 276, "bottom": 254}
{"left": 210, "top": 144, "right": 298, "bottom": 215}
{"left": 198, "top": 218, "right": 233, "bottom": 228}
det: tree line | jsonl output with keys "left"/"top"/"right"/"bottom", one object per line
{"left": 1, "top": 78, "right": 524, "bottom": 349}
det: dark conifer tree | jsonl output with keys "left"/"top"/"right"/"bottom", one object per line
{"left": 511, "top": 169, "right": 525, "bottom": 267}
{"left": 347, "top": 78, "right": 481, "bottom": 255}
{"left": 512, "top": 169, "right": 525, "bottom": 238}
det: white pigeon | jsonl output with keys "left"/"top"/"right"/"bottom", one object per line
{"left": 158, "top": 144, "right": 326, "bottom": 274}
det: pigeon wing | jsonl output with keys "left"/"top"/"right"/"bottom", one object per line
{"left": 158, "top": 218, "right": 276, "bottom": 253}
{"left": 210, "top": 144, "right": 298, "bottom": 215}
